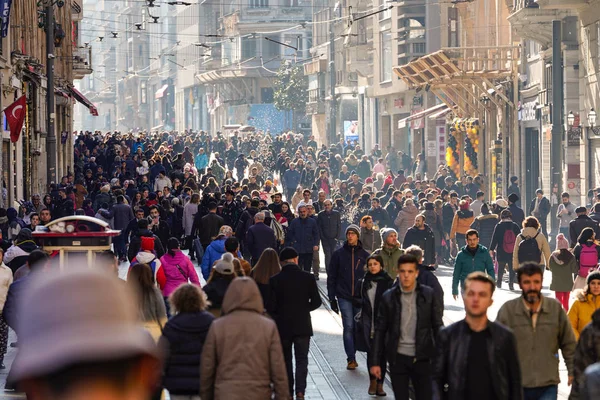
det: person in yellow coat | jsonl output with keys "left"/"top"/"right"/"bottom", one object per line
{"left": 568, "top": 271, "right": 600, "bottom": 340}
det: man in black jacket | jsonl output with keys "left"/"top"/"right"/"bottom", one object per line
{"left": 529, "top": 189, "right": 551, "bottom": 238}
{"left": 369, "top": 254, "right": 443, "bottom": 399}
{"left": 489, "top": 209, "right": 522, "bottom": 290}
{"left": 197, "top": 202, "right": 224, "bottom": 250}
{"left": 569, "top": 206, "right": 600, "bottom": 247}
{"left": 433, "top": 272, "right": 522, "bottom": 400}
{"left": 317, "top": 199, "right": 341, "bottom": 274}
{"left": 246, "top": 212, "right": 277, "bottom": 265}
{"left": 402, "top": 215, "right": 436, "bottom": 266}
{"left": 508, "top": 193, "right": 525, "bottom": 228}
{"left": 268, "top": 247, "right": 322, "bottom": 400}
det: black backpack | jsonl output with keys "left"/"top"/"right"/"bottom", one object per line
{"left": 517, "top": 233, "right": 541, "bottom": 263}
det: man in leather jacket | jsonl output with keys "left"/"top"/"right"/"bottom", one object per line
{"left": 433, "top": 272, "right": 523, "bottom": 400}
{"left": 369, "top": 254, "right": 443, "bottom": 399}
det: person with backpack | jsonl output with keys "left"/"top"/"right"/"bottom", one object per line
{"left": 489, "top": 209, "right": 521, "bottom": 290}
{"left": 569, "top": 206, "right": 600, "bottom": 248}
{"left": 512, "top": 216, "right": 551, "bottom": 271}
{"left": 572, "top": 227, "right": 600, "bottom": 290}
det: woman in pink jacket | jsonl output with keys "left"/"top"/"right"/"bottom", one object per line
{"left": 160, "top": 238, "right": 201, "bottom": 315}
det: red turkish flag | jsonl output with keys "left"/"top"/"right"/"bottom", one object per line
{"left": 4, "top": 95, "right": 26, "bottom": 143}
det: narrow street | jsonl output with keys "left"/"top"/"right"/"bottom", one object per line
{"left": 0, "top": 252, "right": 573, "bottom": 399}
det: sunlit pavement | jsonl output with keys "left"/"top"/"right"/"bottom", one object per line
{"left": 0, "top": 252, "right": 571, "bottom": 399}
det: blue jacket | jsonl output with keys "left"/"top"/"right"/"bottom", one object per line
{"left": 327, "top": 241, "right": 369, "bottom": 301}
{"left": 452, "top": 244, "right": 495, "bottom": 295}
{"left": 283, "top": 169, "right": 301, "bottom": 189}
{"left": 286, "top": 216, "right": 319, "bottom": 254}
{"left": 194, "top": 153, "right": 209, "bottom": 171}
{"left": 201, "top": 238, "right": 226, "bottom": 279}
{"left": 246, "top": 222, "right": 277, "bottom": 263}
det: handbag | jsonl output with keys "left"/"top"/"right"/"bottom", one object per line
{"left": 175, "top": 264, "right": 190, "bottom": 282}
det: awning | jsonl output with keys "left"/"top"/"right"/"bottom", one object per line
{"left": 55, "top": 88, "right": 70, "bottom": 98}
{"left": 155, "top": 84, "right": 168, "bottom": 99}
{"left": 69, "top": 86, "right": 98, "bottom": 116}
{"left": 428, "top": 107, "right": 454, "bottom": 119}
{"left": 397, "top": 103, "right": 447, "bottom": 128}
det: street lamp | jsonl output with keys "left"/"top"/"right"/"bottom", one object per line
{"left": 588, "top": 108, "right": 600, "bottom": 136}
{"left": 567, "top": 111, "right": 575, "bottom": 127}
{"left": 567, "top": 110, "right": 582, "bottom": 146}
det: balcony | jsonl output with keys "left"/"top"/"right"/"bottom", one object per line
{"left": 346, "top": 43, "right": 372, "bottom": 77}
{"left": 507, "top": 0, "right": 570, "bottom": 46}
{"left": 73, "top": 47, "right": 93, "bottom": 79}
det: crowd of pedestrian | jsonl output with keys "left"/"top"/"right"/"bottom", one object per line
{"left": 2, "top": 128, "right": 600, "bottom": 399}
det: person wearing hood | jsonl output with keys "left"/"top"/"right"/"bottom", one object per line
{"left": 201, "top": 225, "right": 235, "bottom": 280}
{"left": 372, "top": 228, "right": 405, "bottom": 278}
{"left": 469, "top": 202, "right": 499, "bottom": 250}
{"left": 128, "top": 218, "right": 165, "bottom": 262}
{"left": 572, "top": 227, "right": 600, "bottom": 291}
{"left": 512, "top": 216, "right": 552, "bottom": 271}
{"left": 508, "top": 193, "right": 525, "bottom": 228}
{"left": 489, "top": 209, "right": 522, "bottom": 290}
{"left": 4, "top": 229, "right": 38, "bottom": 274}
{"left": 203, "top": 253, "right": 237, "bottom": 317}
{"left": 160, "top": 237, "right": 200, "bottom": 297}
{"left": 5, "top": 208, "right": 21, "bottom": 241}
{"left": 549, "top": 233, "right": 578, "bottom": 311}
{"left": 353, "top": 254, "right": 393, "bottom": 397}
{"left": 569, "top": 206, "right": 600, "bottom": 248}
{"left": 450, "top": 200, "right": 475, "bottom": 249}
{"left": 403, "top": 214, "right": 437, "bottom": 266}
{"left": 129, "top": 236, "right": 165, "bottom": 290}
{"left": 200, "top": 277, "right": 289, "bottom": 399}
{"left": 571, "top": 307, "right": 600, "bottom": 399}
{"left": 327, "top": 224, "right": 370, "bottom": 370}
{"left": 159, "top": 283, "right": 214, "bottom": 399}
{"left": 394, "top": 198, "right": 418, "bottom": 245}
{"left": 452, "top": 229, "right": 495, "bottom": 299}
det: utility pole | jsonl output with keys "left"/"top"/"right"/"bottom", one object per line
{"left": 551, "top": 20, "right": 563, "bottom": 198}
{"left": 46, "top": 0, "right": 57, "bottom": 187}
{"left": 329, "top": 24, "right": 336, "bottom": 144}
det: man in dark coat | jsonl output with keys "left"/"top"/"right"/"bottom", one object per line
{"left": 508, "top": 193, "right": 525, "bottom": 228}
{"left": 403, "top": 215, "right": 436, "bottom": 266}
{"left": 268, "top": 247, "right": 321, "bottom": 399}
{"left": 317, "top": 199, "right": 341, "bottom": 274}
{"left": 246, "top": 211, "right": 277, "bottom": 265}
{"left": 100, "top": 195, "right": 135, "bottom": 261}
{"left": 569, "top": 206, "right": 600, "bottom": 247}
{"left": 128, "top": 219, "right": 165, "bottom": 261}
{"left": 507, "top": 176, "right": 521, "bottom": 207}
{"left": 529, "top": 189, "right": 551, "bottom": 237}
{"left": 489, "top": 209, "right": 522, "bottom": 290}
{"left": 286, "top": 205, "right": 320, "bottom": 273}
{"left": 197, "top": 202, "right": 224, "bottom": 250}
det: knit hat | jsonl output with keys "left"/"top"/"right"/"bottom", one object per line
{"left": 384, "top": 176, "right": 393, "bottom": 186}
{"left": 218, "top": 225, "right": 233, "bottom": 237}
{"left": 587, "top": 271, "right": 600, "bottom": 285}
{"left": 140, "top": 236, "right": 154, "bottom": 252}
{"left": 345, "top": 224, "right": 360, "bottom": 238}
{"left": 510, "top": 176, "right": 518, "bottom": 183}
{"left": 424, "top": 202, "right": 434, "bottom": 211}
{"left": 380, "top": 227, "right": 397, "bottom": 242}
{"left": 555, "top": 233, "right": 569, "bottom": 251}
{"left": 214, "top": 253, "right": 234, "bottom": 275}
{"left": 508, "top": 193, "right": 519, "bottom": 203}
{"left": 279, "top": 247, "right": 298, "bottom": 262}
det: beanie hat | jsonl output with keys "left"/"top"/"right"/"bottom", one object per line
{"left": 510, "top": 176, "right": 518, "bottom": 183}
{"left": 380, "top": 227, "right": 398, "bottom": 242}
{"left": 555, "top": 233, "right": 569, "bottom": 251}
{"left": 508, "top": 193, "right": 519, "bottom": 203}
{"left": 279, "top": 247, "right": 299, "bottom": 262}
{"left": 587, "top": 271, "right": 600, "bottom": 286}
{"left": 214, "top": 253, "right": 234, "bottom": 275}
{"left": 384, "top": 176, "right": 393, "bottom": 186}
{"left": 424, "top": 202, "right": 434, "bottom": 211}
{"left": 345, "top": 224, "right": 360, "bottom": 238}
{"left": 140, "top": 236, "right": 154, "bottom": 252}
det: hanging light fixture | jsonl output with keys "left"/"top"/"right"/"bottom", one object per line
{"left": 589, "top": 108, "right": 597, "bottom": 127}
{"left": 567, "top": 110, "right": 575, "bottom": 127}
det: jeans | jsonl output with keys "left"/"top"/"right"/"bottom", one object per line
{"left": 497, "top": 259, "right": 516, "bottom": 289}
{"left": 456, "top": 233, "right": 466, "bottom": 249}
{"left": 298, "top": 253, "right": 312, "bottom": 273}
{"left": 281, "top": 336, "right": 310, "bottom": 395}
{"left": 523, "top": 385, "right": 558, "bottom": 400}
{"left": 113, "top": 231, "right": 127, "bottom": 259}
{"left": 321, "top": 237, "right": 337, "bottom": 274}
{"left": 338, "top": 297, "right": 360, "bottom": 361}
{"left": 389, "top": 354, "right": 432, "bottom": 400}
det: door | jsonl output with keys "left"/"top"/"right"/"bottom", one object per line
{"left": 525, "top": 128, "right": 540, "bottom": 207}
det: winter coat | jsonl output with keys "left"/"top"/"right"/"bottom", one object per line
{"left": 160, "top": 311, "right": 215, "bottom": 395}
{"left": 353, "top": 270, "right": 394, "bottom": 352}
{"left": 4, "top": 240, "right": 38, "bottom": 274}
{"left": 557, "top": 202, "right": 577, "bottom": 229}
{"left": 529, "top": 196, "right": 551, "bottom": 220}
{"left": 268, "top": 263, "right": 322, "bottom": 339}
{"left": 200, "top": 278, "right": 289, "bottom": 400}
{"left": 235, "top": 207, "right": 259, "bottom": 243}
{"left": 127, "top": 229, "right": 165, "bottom": 262}
{"left": 470, "top": 213, "right": 499, "bottom": 249}
{"left": 327, "top": 241, "right": 369, "bottom": 301}
{"left": 372, "top": 244, "right": 405, "bottom": 279}
{"left": 285, "top": 216, "right": 319, "bottom": 254}
{"left": 548, "top": 251, "right": 577, "bottom": 293}
{"left": 450, "top": 210, "right": 475, "bottom": 239}
{"left": 489, "top": 219, "right": 522, "bottom": 263}
{"left": 160, "top": 250, "right": 201, "bottom": 297}
{"left": 442, "top": 203, "right": 457, "bottom": 234}
{"left": 130, "top": 251, "right": 166, "bottom": 290}
{"left": 92, "top": 192, "right": 115, "bottom": 212}
{"left": 368, "top": 207, "right": 392, "bottom": 229}
{"left": 183, "top": 202, "right": 198, "bottom": 236}
{"left": 569, "top": 215, "right": 600, "bottom": 248}
{"left": 317, "top": 210, "right": 341, "bottom": 240}
{"left": 568, "top": 291, "right": 600, "bottom": 341}
{"left": 101, "top": 203, "right": 135, "bottom": 230}
{"left": 198, "top": 213, "right": 225, "bottom": 246}
{"left": 360, "top": 227, "right": 381, "bottom": 253}
{"left": 201, "top": 238, "right": 227, "bottom": 279}
{"left": 417, "top": 264, "right": 444, "bottom": 306}
{"left": 452, "top": 245, "right": 495, "bottom": 296}
{"left": 512, "top": 227, "right": 551, "bottom": 269}
{"left": 509, "top": 203, "right": 525, "bottom": 228}
{"left": 283, "top": 168, "right": 301, "bottom": 189}
{"left": 403, "top": 225, "right": 436, "bottom": 266}
{"left": 369, "top": 283, "right": 443, "bottom": 368}
{"left": 571, "top": 309, "right": 600, "bottom": 399}
{"left": 433, "top": 320, "right": 523, "bottom": 400}
{"left": 422, "top": 209, "right": 443, "bottom": 247}
{"left": 246, "top": 222, "right": 277, "bottom": 263}
{"left": 394, "top": 204, "right": 419, "bottom": 244}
